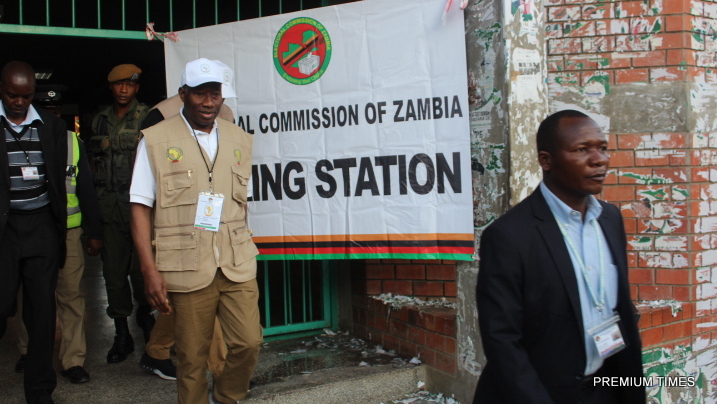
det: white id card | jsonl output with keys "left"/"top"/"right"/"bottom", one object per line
{"left": 588, "top": 314, "right": 626, "bottom": 359}
{"left": 21, "top": 166, "right": 39, "bottom": 180}
{"left": 194, "top": 192, "right": 224, "bottom": 232}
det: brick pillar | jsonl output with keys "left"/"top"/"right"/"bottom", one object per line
{"left": 546, "top": 0, "right": 717, "bottom": 398}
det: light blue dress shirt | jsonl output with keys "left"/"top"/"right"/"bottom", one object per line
{"left": 0, "top": 103, "right": 43, "bottom": 130}
{"left": 540, "top": 182, "right": 619, "bottom": 376}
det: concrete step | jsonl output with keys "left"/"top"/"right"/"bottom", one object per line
{"left": 245, "top": 364, "right": 425, "bottom": 404}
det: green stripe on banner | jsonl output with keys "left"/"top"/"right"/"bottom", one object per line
{"left": 256, "top": 253, "right": 473, "bottom": 261}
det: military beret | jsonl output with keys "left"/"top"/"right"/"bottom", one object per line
{"left": 108, "top": 64, "right": 142, "bottom": 83}
{"left": 34, "top": 84, "right": 69, "bottom": 106}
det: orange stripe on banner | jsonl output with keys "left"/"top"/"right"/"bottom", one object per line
{"left": 252, "top": 233, "right": 474, "bottom": 244}
{"left": 257, "top": 246, "right": 475, "bottom": 255}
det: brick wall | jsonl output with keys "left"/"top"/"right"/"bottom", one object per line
{"left": 546, "top": 0, "right": 717, "bottom": 396}
{"left": 351, "top": 259, "right": 459, "bottom": 375}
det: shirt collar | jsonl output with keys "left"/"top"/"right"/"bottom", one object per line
{"left": 540, "top": 181, "right": 603, "bottom": 224}
{"left": 179, "top": 107, "right": 218, "bottom": 136}
{"left": 0, "top": 103, "right": 43, "bottom": 129}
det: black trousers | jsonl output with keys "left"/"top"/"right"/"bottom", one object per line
{"left": 0, "top": 210, "right": 60, "bottom": 404}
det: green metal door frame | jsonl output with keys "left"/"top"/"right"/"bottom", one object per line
{"left": 0, "top": 0, "right": 331, "bottom": 39}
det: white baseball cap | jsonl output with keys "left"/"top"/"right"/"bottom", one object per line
{"left": 181, "top": 58, "right": 237, "bottom": 98}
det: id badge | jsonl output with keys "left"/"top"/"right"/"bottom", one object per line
{"left": 588, "top": 314, "right": 626, "bottom": 359}
{"left": 21, "top": 166, "right": 39, "bottom": 180}
{"left": 194, "top": 192, "right": 224, "bottom": 232}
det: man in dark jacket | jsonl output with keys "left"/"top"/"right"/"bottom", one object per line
{"left": 0, "top": 61, "right": 67, "bottom": 404}
{"left": 474, "top": 110, "right": 645, "bottom": 404}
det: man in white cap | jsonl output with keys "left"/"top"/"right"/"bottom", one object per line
{"left": 130, "top": 58, "right": 261, "bottom": 403}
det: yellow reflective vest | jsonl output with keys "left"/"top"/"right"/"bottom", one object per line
{"left": 66, "top": 131, "right": 81, "bottom": 228}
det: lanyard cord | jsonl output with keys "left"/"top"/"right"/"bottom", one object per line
{"left": 3, "top": 118, "right": 34, "bottom": 166}
{"left": 556, "top": 218, "right": 607, "bottom": 313}
{"left": 191, "top": 127, "right": 219, "bottom": 192}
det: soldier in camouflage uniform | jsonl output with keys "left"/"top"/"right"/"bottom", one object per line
{"left": 88, "top": 64, "right": 153, "bottom": 364}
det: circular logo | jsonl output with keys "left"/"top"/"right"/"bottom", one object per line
{"left": 48, "top": 91, "right": 56, "bottom": 97}
{"left": 200, "top": 64, "right": 210, "bottom": 73}
{"left": 166, "top": 147, "right": 184, "bottom": 162}
{"left": 273, "top": 17, "right": 332, "bottom": 85}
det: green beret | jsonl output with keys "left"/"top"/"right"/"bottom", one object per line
{"left": 108, "top": 64, "right": 142, "bottom": 83}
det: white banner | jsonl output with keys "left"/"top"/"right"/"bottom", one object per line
{"left": 165, "top": 0, "right": 473, "bottom": 260}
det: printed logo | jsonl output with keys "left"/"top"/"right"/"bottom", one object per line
{"left": 273, "top": 17, "right": 332, "bottom": 85}
{"left": 201, "top": 64, "right": 210, "bottom": 73}
{"left": 166, "top": 147, "right": 184, "bottom": 163}
{"left": 234, "top": 149, "right": 242, "bottom": 165}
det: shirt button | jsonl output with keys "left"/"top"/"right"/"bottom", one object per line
{"left": 588, "top": 266, "right": 593, "bottom": 271}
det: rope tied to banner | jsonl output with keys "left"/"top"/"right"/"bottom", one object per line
{"left": 145, "top": 22, "right": 179, "bottom": 42}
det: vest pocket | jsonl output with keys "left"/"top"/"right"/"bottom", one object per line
{"left": 231, "top": 165, "right": 249, "bottom": 204}
{"left": 155, "top": 230, "right": 198, "bottom": 272}
{"left": 228, "top": 222, "right": 259, "bottom": 266}
{"left": 159, "top": 168, "right": 197, "bottom": 208}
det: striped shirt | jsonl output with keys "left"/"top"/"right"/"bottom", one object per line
{"left": 1, "top": 106, "right": 50, "bottom": 211}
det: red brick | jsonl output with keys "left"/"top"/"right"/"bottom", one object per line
{"left": 383, "top": 333, "right": 400, "bottom": 352}
{"left": 629, "top": 268, "right": 655, "bottom": 284}
{"left": 407, "top": 325, "right": 427, "bottom": 345}
{"left": 660, "top": 0, "right": 690, "bottom": 14}
{"left": 391, "top": 307, "right": 409, "bottom": 322}
{"left": 390, "top": 320, "right": 409, "bottom": 339}
{"left": 548, "top": 5, "right": 582, "bottom": 21}
{"left": 667, "top": 49, "right": 695, "bottom": 65}
{"left": 563, "top": 20, "right": 596, "bottom": 37}
{"left": 445, "top": 337, "right": 457, "bottom": 355}
{"left": 426, "top": 265, "right": 456, "bottom": 280}
{"left": 638, "top": 309, "right": 653, "bottom": 329}
{"left": 366, "top": 264, "right": 395, "bottom": 279}
{"left": 399, "top": 339, "right": 418, "bottom": 358}
{"left": 630, "top": 284, "right": 638, "bottom": 300}
{"left": 615, "top": 68, "right": 649, "bottom": 83}
{"left": 383, "top": 280, "right": 412, "bottom": 295}
{"left": 444, "top": 282, "right": 457, "bottom": 297}
{"left": 632, "top": 50, "right": 667, "bottom": 67}
{"left": 617, "top": 133, "right": 648, "bottom": 149}
{"left": 651, "top": 33, "right": 685, "bottom": 49}
{"left": 638, "top": 285, "right": 672, "bottom": 301}
{"left": 618, "top": 168, "right": 654, "bottom": 184}
{"left": 365, "top": 280, "right": 382, "bottom": 295}
{"left": 673, "top": 285, "right": 692, "bottom": 301}
{"left": 662, "top": 304, "right": 684, "bottom": 324}
{"left": 425, "top": 331, "right": 446, "bottom": 351}
{"left": 609, "top": 150, "right": 635, "bottom": 167}
{"left": 623, "top": 218, "right": 637, "bottom": 234}
{"left": 641, "top": 327, "right": 663, "bottom": 347}
{"left": 549, "top": 38, "right": 583, "bottom": 55}
{"left": 651, "top": 67, "right": 686, "bottom": 82}
{"left": 435, "top": 352, "right": 457, "bottom": 375}
{"left": 603, "top": 185, "right": 636, "bottom": 201}
{"left": 653, "top": 167, "right": 688, "bottom": 183}
{"left": 395, "top": 264, "right": 426, "bottom": 280}
{"left": 417, "top": 346, "right": 436, "bottom": 367}
{"left": 663, "top": 322, "right": 686, "bottom": 341}
{"left": 664, "top": 15, "right": 686, "bottom": 32}
{"left": 414, "top": 281, "right": 444, "bottom": 296}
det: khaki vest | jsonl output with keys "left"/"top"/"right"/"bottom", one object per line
{"left": 142, "top": 114, "right": 258, "bottom": 292}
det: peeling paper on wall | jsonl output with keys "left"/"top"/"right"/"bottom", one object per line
{"left": 637, "top": 299, "right": 683, "bottom": 316}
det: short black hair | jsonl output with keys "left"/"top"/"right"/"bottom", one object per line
{"left": 536, "top": 109, "right": 590, "bottom": 153}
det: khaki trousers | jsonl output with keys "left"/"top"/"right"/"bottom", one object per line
{"left": 170, "top": 270, "right": 262, "bottom": 404}
{"left": 146, "top": 311, "right": 228, "bottom": 377}
{"left": 17, "top": 227, "right": 86, "bottom": 370}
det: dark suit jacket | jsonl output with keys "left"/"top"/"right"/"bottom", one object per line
{"left": 473, "top": 187, "right": 645, "bottom": 404}
{"left": 0, "top": 108, "right": 68, "bottom": 265}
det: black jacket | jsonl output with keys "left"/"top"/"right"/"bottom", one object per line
{"left": 0, "top": 108, "right": 68, "bottom": 266}
{"left": 473, "top": 187, "right": 645, "bottom": 404}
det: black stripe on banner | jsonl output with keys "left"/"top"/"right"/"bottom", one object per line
{"left": 254, "top": 239, "right": 474, "bottom": 249}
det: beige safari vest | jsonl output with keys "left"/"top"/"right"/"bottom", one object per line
{"left": 142, "top": 114, "right": 258, "bottom": 293}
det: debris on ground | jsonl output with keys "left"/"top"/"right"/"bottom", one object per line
{"left": 382, "top": 391, "right": 461, "bottom": 404}
{"left": 375, "top": 293, "right": 457, "bottom": 310}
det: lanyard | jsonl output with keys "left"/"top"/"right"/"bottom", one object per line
{"left": 3, "top": 119, "right": 34, "bottom": 166}
{"left": 191, "top": 127, "right": 219, "bottom": 192}
{"left": 556, "top": 218, "right": 607, "bottom": 313}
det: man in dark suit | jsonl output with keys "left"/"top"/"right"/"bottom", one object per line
{"left": 0, "top": 61, "right": 68, "bottom": 404}
{"left": 473, "top": 110, "right": 645, "bottom": 404}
